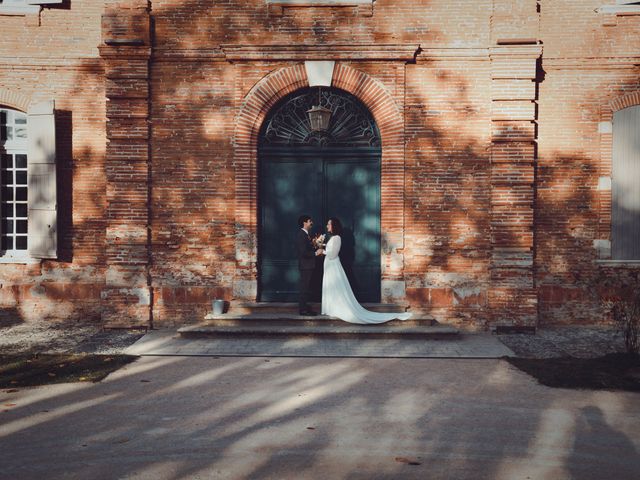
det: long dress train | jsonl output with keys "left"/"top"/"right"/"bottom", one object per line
{"left": 321, "top": 235, "right": 411, "bottom": 324}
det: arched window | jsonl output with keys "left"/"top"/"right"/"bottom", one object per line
{"left": 612, "top": 104, "right": 640, "bottom": 260}
{"left": 1, "top": 107, "right": 28, "bottom": 253}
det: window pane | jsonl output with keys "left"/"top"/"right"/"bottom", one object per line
{"left": 15, "top": 203, "right": 27, "bottom": 217}
{"left": 16, "top": 220, "right": 27, "bottom": 234}
{"left": 14, "top": 115, "right": 26, "bottom": 125}
{"left": 1, "top": 187, "right": 13, "bottom": 201}
{"left": 2, "top": 236, "right": 13, "bottom": 250}
{"left": 1, "top": 203, "right": 13, "bottom": 217}
{"left": 2, "top": 220, "right": 13, "bottom": 234}
{"left": 15, "top": 171, "right": 27, "bottom": 185}
{"left": 1, "top": 171, "right": 13, "bottom": 185}
{"left": 0, "top": 110, "right": 7, "bottom": 124}
{"left": 0, "top": 187, "right": 13, "bottom": 202}
{"left": 15, "top": 154, "right": 26, "bottom": 168}
{"left": 15, "top": 187, "right": 27, "bottom": 201}
{"left": 1, "top": 154, "right": 12, "bottom": 169}
{"left": 15, "top": 236, "right": 27, "bottom": 250}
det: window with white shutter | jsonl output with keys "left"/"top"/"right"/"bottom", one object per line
{"left": 612, "top": 105, "right": 640, "bottom": 260}
{"left": 0, "top": 101, "right": 57, "bottom": 261}
{"left": 1, "top": 108, "right": 28, "bottom": 256}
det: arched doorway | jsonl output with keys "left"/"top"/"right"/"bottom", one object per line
{"left": 258, "top": 87, "right": 382, "bottom": 302}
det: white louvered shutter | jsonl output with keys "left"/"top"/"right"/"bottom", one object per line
{"left": 612, "top": 105, "right": 640, "bottom": 260}
{"left": 27, "top": 100, "right": 57, "bottom": 259}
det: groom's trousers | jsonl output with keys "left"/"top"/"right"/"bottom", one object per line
{"left": 299, "top": 268, "right": 314, "bottom": 313}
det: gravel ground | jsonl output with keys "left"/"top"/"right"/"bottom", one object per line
{"left": 497, "top": 325, "right": 627, "bottom": 358}
{"left": 0, "top": 321, "right": 629, "bottom": 358}
{"left": 0, "top": 323, "right": 145, "bottom": 355}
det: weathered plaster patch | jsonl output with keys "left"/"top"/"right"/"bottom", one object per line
{"left": 106, "top": 267, "right": 147, "bottom": 286}
{"left": 593, "top": 239, "right": 611, "bottom": 258}
{"left": 381, "top": 280, "right": 405, "bottom": 302}
{"left": 233, "top": 279, "right": 257, "bottom": 299}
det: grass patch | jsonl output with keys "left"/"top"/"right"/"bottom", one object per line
{"left": 0, "top": 354, "right": 138, "bottom": 388}
{"left": 506, "top": 353, "right": 640, "bottom": 391}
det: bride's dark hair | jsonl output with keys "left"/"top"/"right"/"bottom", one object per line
{"left": 329, "top": 217, "right": 343, "bottom": 235}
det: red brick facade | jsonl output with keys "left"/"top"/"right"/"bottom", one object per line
{"left": 1, "top": 0, "right": 639, "bottom": 329}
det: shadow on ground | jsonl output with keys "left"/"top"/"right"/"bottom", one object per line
{"left": 506, "top": 353, "right": 640, "bottom": 392}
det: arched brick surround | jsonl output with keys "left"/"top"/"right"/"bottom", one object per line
{"left": 610, "top": 91, "right": 640, "bottom": 112}
{"left": 233, "top": 63, "right": 406, "bottom": 301}
{"left": 0, "top": 89, "right": 32, "bottom": 112}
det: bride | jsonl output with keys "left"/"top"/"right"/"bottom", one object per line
{"left": 319, "top": 217, "right": 411, "bottom": 324}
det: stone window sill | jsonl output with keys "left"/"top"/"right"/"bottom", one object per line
{"left": 0, "top": 256, "right": 40, "bottom": 264}
{"left": 0, "top": 5, "right": 39, "bottom": 15}
{"left": 596, "top": 5, "right": 640, "bottom": 15}
{"left": 596, "top": 260, "right": 640, "bottom": 267}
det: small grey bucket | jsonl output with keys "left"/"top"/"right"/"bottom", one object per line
{"left": 212, "top": 299, "right": 225, "bottom": 315}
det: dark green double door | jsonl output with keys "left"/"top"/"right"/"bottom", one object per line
{"left": 259, "top": 149, "right": 381, "bottom": 302}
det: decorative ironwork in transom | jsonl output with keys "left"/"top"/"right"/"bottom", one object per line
{"left": 259, "top": 87, "right": 381, "bottom": 148}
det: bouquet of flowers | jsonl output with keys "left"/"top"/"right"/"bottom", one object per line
{"left": 313, "top": 233, "right": 326, "bottom": 249}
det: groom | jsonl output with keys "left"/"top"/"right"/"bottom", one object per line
{"left": 297, "top": 214, "right": 322, "bottom": 316}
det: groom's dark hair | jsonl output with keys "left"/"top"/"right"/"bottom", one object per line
{"left": 298, "top": 214, "right": 311, "bottom": 228}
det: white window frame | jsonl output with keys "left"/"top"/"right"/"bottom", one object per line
{"left": 0, "top": 108, "right": 31, "bottom": 262}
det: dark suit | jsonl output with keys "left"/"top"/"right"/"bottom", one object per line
{"left": 297, "top": 228, "right": 316, "bottom": 313}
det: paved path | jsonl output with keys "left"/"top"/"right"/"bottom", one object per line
{"left": 1, "top": 357, "right": 639, "bottom": 480}
{"left": 0, "top": 321, "right": 625, "bottom": 359}
{"left": 125, "top": 330, "right": 514, "bottom": 358}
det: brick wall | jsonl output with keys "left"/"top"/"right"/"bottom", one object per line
{"left": 1, "top": 0, "right": 638, "bottom": 328}
{"left": 537, "top": 62, "right": 640, "bottom": 325}
{"left": 535, "top": 0, "right": 640, "bottom": 325}
{"left": 150, "top": 60, "right": 236, "bottom": 325}
{"left": 0, "top": 1, "right": 105, "bottom": 323}
{"left": 404, "top": 59, "right": 493, "bottom": 326}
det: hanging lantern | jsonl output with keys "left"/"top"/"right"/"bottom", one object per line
{"left": 307, "top": 105, "right": 332, "bottom": 131}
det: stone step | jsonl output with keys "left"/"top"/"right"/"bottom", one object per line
{"left": 178, "top": 314, "right": 457, "bottom": 339}
{"left": 202, "top": 312, "right": 437, "bottom": 327}
{"left": 229, "top": 302, "right": 410, "bottom": 315}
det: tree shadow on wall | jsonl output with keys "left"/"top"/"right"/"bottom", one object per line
{"left": 55, "top": 0, "right": 640, "bottom": 328}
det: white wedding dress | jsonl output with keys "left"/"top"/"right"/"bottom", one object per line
{"left": 321, "top": 235, "right": 411, "bottom": 324}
